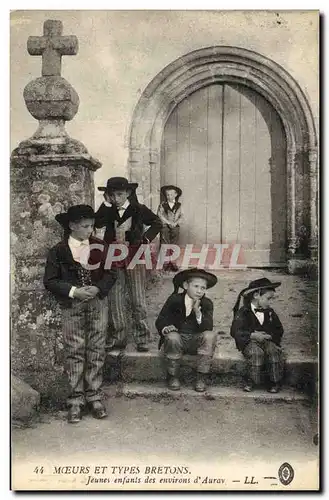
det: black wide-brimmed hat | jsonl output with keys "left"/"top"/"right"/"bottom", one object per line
{"left": 161, "top": 185, "right": 182, "bottom": 198}
{"left": 173, "top": 268, "right": 217, "bottom": 293}
{"left": 55, "top": 204, "right": 95, "bottom": 228}
{"left": 98, "top": 177, "right": 138, "bottom": 193}
{"left": 233, "top": 277, "right": 281, "bottom": 316}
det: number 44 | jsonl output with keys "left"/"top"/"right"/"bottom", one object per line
{"left": 33, "top": 466, "right": 44, "bottom": 474}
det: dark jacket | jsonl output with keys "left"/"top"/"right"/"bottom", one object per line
{"left": 155, "top": 292, "right": 214, "bottom": 348}
{"left": 43, "top": 236, "right": 116, "bottom": 308}
{"left": 230, "top": 306, "right": 284, "bottom": 352}
{"left": 95, "top": 202, "right": 162, "bottom": 245}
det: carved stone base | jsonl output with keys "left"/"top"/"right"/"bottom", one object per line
{"left": 287, "top": 258, "right": 318, "bottom": 278}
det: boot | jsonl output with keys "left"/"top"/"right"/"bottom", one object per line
{"left": 167, "top": 375, "right": 181, "bottom": 391}
{"left": 267, "top": 383, "right": 281, "bottom": 394}
{"left": 67, "top": 405, "right": 82, "bottom": 424}
{"left": 195, "top": 372, "right": 207, "bottom": 392}
{"left": 167, "top": 362, "right": 181, "bottom": 391}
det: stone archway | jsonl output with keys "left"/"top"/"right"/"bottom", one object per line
{"left": 128, "top": 46, "right": 318, "bottom": 268}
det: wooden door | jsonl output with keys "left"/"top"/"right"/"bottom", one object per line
{"left": 160, "top": 83, "right": 287, "bottom": 266}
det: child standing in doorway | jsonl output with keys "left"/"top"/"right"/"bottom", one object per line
{"left": 157, "top": 185, "right": 183, "bottom": 271}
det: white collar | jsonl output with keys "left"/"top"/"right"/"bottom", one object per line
{"left": 68, "top": 236, "right": 89, "bottom": 247}
{"left": 168, "top": 201, "right": 175, "bottom": 207}
{"left": 118, "top": 200, "right": 130, "bottom": 211}
{"left": 185, "top": 294, "right": 194, "bottom": 305}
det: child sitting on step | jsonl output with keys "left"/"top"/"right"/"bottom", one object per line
{"left": 156, "top": 268, "right": 218, "bottom": 392}
{"left": 230, "top": 278, "right": 284, "bottom": 393}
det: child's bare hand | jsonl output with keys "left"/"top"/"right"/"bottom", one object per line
{"left": 193, "top": 299, "right": 201, "bottom": 314}
{"left": 251, "top": 331, "right": 270, "bottom": 342}
{"left": 83, "top": 286, "right": 100, "bottom": 298}
{"left": 73, "top": 288, "right": 94, "bottom": 301}
{"left": 162, "top": 325, "right": 178, "bottom": 335}
{"left": 255, "top": 331, "right": 272, "bottom": 341}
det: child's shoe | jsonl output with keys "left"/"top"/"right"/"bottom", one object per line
{"left": 167, "top": 375, "right": 181, "bottom": 391}
{"left": 195, "top": 373, "right": 207, "bottom": 392}
{"left": 67, "top": 405, "right": 82, "bottom": 424}
{"left": 267, "top": 383, "right": 281, "bottom": 394}
{"left": 89, "top": 401, "right": 108, "bottom": 419}
{"left": 243, "top": 382, "right": 254, "bottom": 392}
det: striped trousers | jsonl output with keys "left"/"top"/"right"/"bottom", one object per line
{"left": 108, "top": 266, "right": 150, "bottom": 348}
{"left": 62, "top": 297, "right": 108, "bottom": 407}
{"left": 243, "top": 340, "right": 284, "bottom": 385}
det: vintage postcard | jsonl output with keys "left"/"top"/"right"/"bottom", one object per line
{"left": 10, "top": 9, "right": 319, "bottom": 491}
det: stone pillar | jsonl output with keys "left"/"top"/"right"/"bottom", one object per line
{"left": 11, "top": 20, "right": 101, "bottom": 405}
{"left": 149, "top": 149, "right": 161, "bottom": 213}
{"left": 128, "top": 147, "right": 151, "bottom": 205}
{"left": 287, "top": 145, "right": 317, "bottom": 276}
{"left": 308, "top": 147, "right": 318, "bottom": 261}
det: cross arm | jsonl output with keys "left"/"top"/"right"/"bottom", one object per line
{"left": 53, "top": 36, "right": 79, "bottom": 55}
{"left": 27, "top": 36, "right": 47, "bottom": 55}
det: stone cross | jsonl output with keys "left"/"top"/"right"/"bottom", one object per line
{"left": 27, "top": 19, "right": 78, "bottom": 76}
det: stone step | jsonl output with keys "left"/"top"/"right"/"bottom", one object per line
{"left": 102, "top": 382, "right": 309, "bottom": 403}
{"left": 104, "top": 347, "right": 317, "bottom": 394}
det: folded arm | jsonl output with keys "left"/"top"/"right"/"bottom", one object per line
{"left": 157, "top": 204, "right": 171, "bottom": 226}
{"left": 43, "top": 248, "right": 73, "bottom": 298}
{"left": 141, "top": 205, "right": 162, "bottom": 242}
{"left": 197, "top": 299, "right": 213, "bottom": 331}
{"left": 94, "top": 203, "right": 112, "bottom": 229}
{"left": 155, "top": 294, "right": 178, "bottom": 335}
{"left": 230, "top": 309, "right": 252, "bottom": 351}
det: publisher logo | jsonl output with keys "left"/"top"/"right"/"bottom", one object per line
{"left": 278, "top": 463, "right": 294, "bottom": 486}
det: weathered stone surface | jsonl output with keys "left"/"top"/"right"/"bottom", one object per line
{"left": 11, "top": 157, "right": 97, "bottom": 387}
{"left": 12, "top": 137, "right": 90, "bottom": 157}
{"left": 11, "top": 375, "right": 40, "bottom": 421}
{"left": 24, "top": 76, "right": 79, "bottom": 121}
{"left": 27, "top": 19, "right": 78, "bottom": 77}
{"left": 22, "top": 20, "right": 81, "bottom": 145}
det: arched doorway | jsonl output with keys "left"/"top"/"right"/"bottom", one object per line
{"left": 128, "top": 46, "right": 318, "bottom": 269}
{"left": 161, "top": 82, "right": 287, "bottom": 266}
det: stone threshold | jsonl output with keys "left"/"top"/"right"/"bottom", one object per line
{"left": 103, "top": 382, "right": 310, "bottom": 403}
{"left": 105, "top": 347, "right": 317, "bottom": 391}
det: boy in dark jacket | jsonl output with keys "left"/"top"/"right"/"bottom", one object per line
{"left": 44, "top": 205, "right": 116, "bottom": 423}
{"left": 230, "top": 277, "right": 284, "bottom": 393}
{"left": 156, "top": 268, "right": 218, "bottom": 392}
{"left": 95, "top": 177, "right": 162, "bottom": 352}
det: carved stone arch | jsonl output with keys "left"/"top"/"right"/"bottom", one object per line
{"left": 128, "top": 46, "right": 318, "bottom": 266}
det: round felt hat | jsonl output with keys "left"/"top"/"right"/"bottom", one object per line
{"left": 55, "top": 204, "right": 95, "bottom": 228}
{"left": 98, "top": 177, "right": 138, "bottom": 192}
{"left": 173, "top": 268, "right": 217, "bottom": 291}
{"left": 161, "top": 184, "right": 182, "bottom": 198}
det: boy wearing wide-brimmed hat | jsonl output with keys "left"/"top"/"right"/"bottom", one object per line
{"left": 157, "top": 185, "right": 183, "bottom": 271}
{"left": 156, "top": 268, "right": 218, "bottom": 392}
{"left": 230, "top": 278, "right": 284, "bottom": 393}
{"left": 95, "top": 177, "right": 162, "bottom": 352}
{"left": 44, "top": 205, "right": 117, "bottom": 423}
